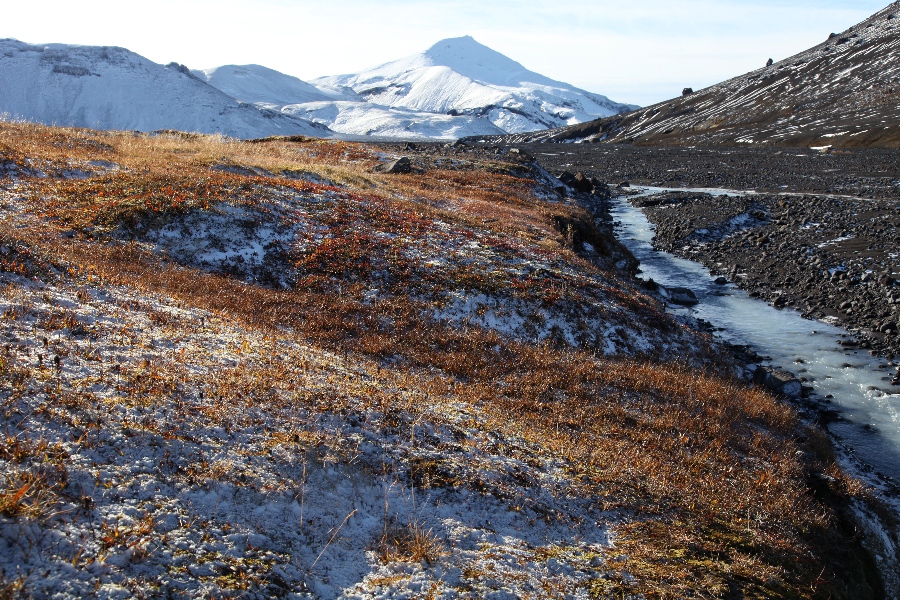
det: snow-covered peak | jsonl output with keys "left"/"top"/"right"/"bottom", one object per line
{"left": 419, "top": 36, "right": 559, "bottom": 88}
{"left": 311, "top": 36, "right": 637, "bottom": 134}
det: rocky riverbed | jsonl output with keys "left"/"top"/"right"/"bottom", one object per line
{"left": 517, "top": 143, "right": 900, "bottom": 374}
{"left": 519, "top": 143, "right": 900, "bottom": 199}
{"left": 632, "top": 190, "right": 900, "bottom": 370}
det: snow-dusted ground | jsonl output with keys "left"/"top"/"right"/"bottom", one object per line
{"left": 0, "top": 274, "right": 618, "bottom": 598}
{"left": 0, "top": 39, "right": 330, "bottom": 139}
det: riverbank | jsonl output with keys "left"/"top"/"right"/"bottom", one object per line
{"left": 630, "top": 189, "right": 900, "bottom": 373}
{"left": 605, "top": 191, "right": 900, "bottom": 597}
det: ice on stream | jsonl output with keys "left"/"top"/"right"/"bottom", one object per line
{"left": 611, "top": 192, "right": 900, "bottom": 482}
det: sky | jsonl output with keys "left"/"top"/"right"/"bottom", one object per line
{"left": 0, "top": 0, "right": 890, "bottom": 106}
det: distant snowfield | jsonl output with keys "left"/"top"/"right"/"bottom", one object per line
{"left": 281, "top": 100, "right": 505, "bottom": 140}
{"left": 0, "top": 39, "right": 330, "bottom": 139}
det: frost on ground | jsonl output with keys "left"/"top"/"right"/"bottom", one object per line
{"left": 0, "top": 277, "right": 612, "bottom": 598}
{"left": 0, "top": 122, "right": 891, "bottom": 599}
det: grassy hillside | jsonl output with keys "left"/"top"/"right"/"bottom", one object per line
{"left": 0, "top": 122, "right": 890, "bottom": 598}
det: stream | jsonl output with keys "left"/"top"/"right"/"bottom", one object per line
{"left": 611, "top": 192, "right": 900, "bottom": 482}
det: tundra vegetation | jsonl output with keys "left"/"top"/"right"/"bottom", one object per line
{"left": 0, "top": 121, "right": 892, "bottom": 598}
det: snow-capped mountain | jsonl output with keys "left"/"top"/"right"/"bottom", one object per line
{"left": 192, "top": 63, "right": 504, "bottom": 140}
{"left": 496, "top": 3, "right": 900, "bottom": 147}
{"left": 190, "top": 64, "right": 336, "bottom": 108}
{"left": 196, "top": 36, "right": 635, "bottom": 139}
{"left": 0, "top": 39, "right": 330, "bottom": 139}
{"left": 312, "top": 36, "right": 637, "bottom": 134}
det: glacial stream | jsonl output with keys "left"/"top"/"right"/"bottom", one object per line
{"left": 611, "top": 193, "right": 900, "bottom": 482}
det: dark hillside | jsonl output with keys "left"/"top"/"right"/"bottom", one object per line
{"left": 482, "top": 2, "right": 900, "bottom": 148}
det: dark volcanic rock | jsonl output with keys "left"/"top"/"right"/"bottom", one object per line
{"left": 374, "top": 156, "right": 413, "bottom": 174}
{"left": 557, "top": 171, "right": 593, "bottom": 193}
{"left": 753, "top": 366, "right": 804, "bottom": 397}
{"left": 661, "top": 286, "right": 699, "bottom": 306}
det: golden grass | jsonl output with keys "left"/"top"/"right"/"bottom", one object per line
{"left": 0, "top": 121, "right": 886, "bottom": 597}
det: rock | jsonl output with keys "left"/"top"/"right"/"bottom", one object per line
{"left": 374, "top": 157, "right": 412, "bottom": 174}
{"left": 572, "top": 172, "right": 594, "bottom": 193}
{"left": 640, "top": 277, "right": 659, "bottom": 291}
{"left": 557, "top": 171, "right": 577, "bottom": 188}
{"left": 753, "top": 367, "right": 803, "bottom": 397}
{"left": 590, "top": 178, "right": 612, "bottom": 199}
{"left": 661, "top": 286, "right": 699, "bottom": 306}
{"left": 618, "top": 181, "right": 631, "bottom": 188}
{"left": 766, "top": 58, "right": 774, "bottom": 67}
{"left": 714, "top": 276, "right": 729, "bottom": 285}
{"left": 682, "top": 87, "right": 694, "bottom": 96}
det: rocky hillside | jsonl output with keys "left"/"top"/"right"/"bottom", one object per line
{"left": 489, "top": 2, "right": 900, "bottom": 148}
{"left": 0, "top": 122, "right": 893, "bottom": 598}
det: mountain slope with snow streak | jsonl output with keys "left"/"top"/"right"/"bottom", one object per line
{"left": 0, "top": 39, "right": 330, "bottom": 139}
{"left": 191, "top": 64, "right": 337, "bottom": 107}
{"left": 493, "top": 2, "right": 900, "bottom": 147}
{"left": 309, "top": 36, "right": 637, "bottom": 135}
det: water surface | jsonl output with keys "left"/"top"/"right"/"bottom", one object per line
{"left": 611, "top": 194, "right": 900, "bottom": 481}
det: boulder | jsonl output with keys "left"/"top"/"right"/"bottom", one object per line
{"left": 753, "top": 367, "right": 803, "bottom": 397}
{"left": 640, "top": 277, "right": 659, "bottom": 292}
{"left": 572, "top": 172, "right": 593, "bottom": 193}
{"left": 682, "top": 87, "right": 694, "bottom": 96}
{"left": 508, "top": 148, "right": 533, "bottom": 160}
{"left": 557, "top": 171, "right": 577, "bottom": 187}
{"left": 374, "top": 157, "right": 412, "bottom": 174}
{"left": 766, "top": 58, "right": 774, "bottom": 67}
{"left": 661, "top": 286, "right": 699, "bottom": 306}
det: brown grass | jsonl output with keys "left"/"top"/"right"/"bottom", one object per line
{"left": 0, "top": 121, "right": 884, "bottom": 597}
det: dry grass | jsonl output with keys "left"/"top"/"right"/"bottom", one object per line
{"left": 0, "top": 121, "right": 888, "bottom": 598}
{"left": 377, "top": 521, "right": 446, "bottom": 565}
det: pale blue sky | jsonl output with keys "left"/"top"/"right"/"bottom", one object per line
{"left": 1, "top": 0, "right": 889, "bottom": 105}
